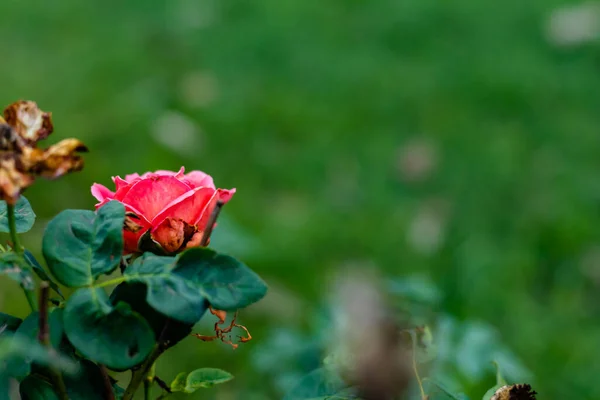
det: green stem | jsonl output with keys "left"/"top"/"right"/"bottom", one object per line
{"left": 7, "top": 203, "right": 22, "bottom": 255}
{"left": 144, "top": 379, "right": 151, "bottom": 400}
{"left": 94, "top": 276, "right": 127, "bottom": 288}
{"left": 143, "top": 362, "right": 155, "bottom": 400}
{"left": 7, "top": 203, "right": 38, "bottom": 311}
{"left": 122, "top": 346, "right": 163, "bottom": 400}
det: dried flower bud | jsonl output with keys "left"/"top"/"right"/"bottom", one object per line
{"left": 0, "top": 100, "right": 87, "bottom": 204}
{"left": 3, "top": 100, "right": 53, "bottom": 144}
{"left": 491, "top": 384, "right": 537, "bottom": 400}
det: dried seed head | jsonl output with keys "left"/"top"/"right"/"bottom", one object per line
{"left": 491, "top": 384, "right": 537, "bottom": 400}
{"left": 0, "top": 100, "right": 87, "bottom": 203}
{"left": 3, "top": 100, "right": 53, "bottom": 144}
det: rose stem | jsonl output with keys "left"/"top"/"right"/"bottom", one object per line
{"left": 7, "top": 202, "right": 38, "bottom": 311}
{"left": 200, "top": 200, "right": 224, "bottom": 246}
{"left": 99, "top": 364, "right": 116, "bottom": 400}
{"left": 38, "top": 282, "right": 69, "bottom": 400}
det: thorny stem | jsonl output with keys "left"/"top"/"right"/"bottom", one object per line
{"left": 38, "top": 282, "right": 69, "bottom": 400}
{"left": 8, "top": 203, "right": 38, "bottom": 311}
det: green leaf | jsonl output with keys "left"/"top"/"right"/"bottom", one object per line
{"left": 0, "top": 373, "right": 11, "bottom": 400}
{"left": 174, "top": 248, "right": 268, "bottom": 311}
{"left": 283, "top": 368, "right": 348, "bottom": 400}
{"left": 482, "top": 385, "right": 502, "bottom": 400}
{"left": 112, "top": 382, "right": 125, "bottom": 400}
{"left": 426, "top": 379, "right": 470, "bottom": 400}
{"left": 0, "top": 313, "right": 22, "bottom": 333}
{"left": 42, "top": 201, "right": 125, "bottom": 287}
{"left": 63, "top": 287, "right": 155, "bottom": 370}
{"left": 109, "top": 282, "right": 196, "bottom": 348}
{"left": 19, "top": 375, "right": 60, "bottom": 400}
{"left": 4, "top": 311, "right": 66, "bottom": 380}
{"left": 0, "top": 252, "right": 34, "bottom": 290}
{"left": 0, "top": 335, "right": 78, "bottom": 378}
{"left": 13, "top": 310, "right": 64, "bottom": 349}
{"left": 170, "top": 368, "right": 234, "bottom": 393}
{"left": 24, "top": 250, "right": 64, "bottom": 299}
{"left": 492, "top": 360, "right": 508, "bottom": 386}
{"left": 122, "top": 254, "right": 208, "bottom": 324}
{"left": 64, "top": 360, "right": 112, "bottom": 400}
{"left": 0, "top": 197, "right": 36, "bottom": 233}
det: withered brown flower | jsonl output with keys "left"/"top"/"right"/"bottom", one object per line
{"left": 491, "top": 384, "right": 537, "bottom": 400}
{"left": 0, "top": 100, "right": 87, "bottom": 204}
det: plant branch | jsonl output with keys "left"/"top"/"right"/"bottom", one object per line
{"left": 153, "top": 376, "right": 171, "bottom": 393}
{"left": 144, "top": 378, "right": 152, "bottom": 400}
{"left": 8, "top": 202, "right": 38, "bottom": 311}
{"left": 200, "top": 201, "right": 224, "bottom": 246}
{"left": 99, "top": 364, "right": 116, "bottom": 400}
{"left": 37, "top": 282, "right": 50, "bottom": 345}
{"left": 37, "top": 282, "right": 69, "bottom": 400}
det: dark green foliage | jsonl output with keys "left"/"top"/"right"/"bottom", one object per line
{"left": 110, "top": 282, "right": 196, "bottom": 348}
{"left": 0, "top": 313, "right": 22, "bottom": 333}
{"left": 0, "top": 197, "right": 35, "bottom": 234}
{"left": 122, "top": 249, "right": 267, "bottom": 322}
{"left": 23, "top": 250, "right": 64, "bottom": 299}
{"left": 63, "top": 288, "right": 155, "bottom": 370}
{"left": 43, "top": 201, "right": 125, "bottom": 287}
{"left": 0, "top": 252, "right": 34, "bottom": 290}
{"left": 19, "top": 376, "right": 60, "bottom": 400}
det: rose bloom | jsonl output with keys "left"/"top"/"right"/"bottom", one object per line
{"left": 91, "top": 167, "right": 234, "bottom": 254}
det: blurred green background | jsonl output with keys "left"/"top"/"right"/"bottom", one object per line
{"left": 2, "top": 0, "right": 600, "bottom": 398}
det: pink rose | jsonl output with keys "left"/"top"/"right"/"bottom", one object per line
{"left": 91, "top": 167, "right": 235, "bottom": 254}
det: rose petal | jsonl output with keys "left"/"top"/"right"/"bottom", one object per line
{"left": 113, "top": 179, "right": 141, "bottom": 201}
{"left": 125, "top": 172, "right": 143, "bottom": 182}
{"left": 121, "top": 176, "right": 191, "bottom": 221}
{"left": 112, "top": 176, "right": 131, "bottom": 191}
{"left": 192, "top": 188, "right": 234, "bottom": 231}
{"left": 91, "top": 183, "right": 114, "bottom": 203}
{"left": 151, "top": 187, "right": 215, "bottom": 226}
{"left": 150, "top": 218, "right": 188, "bottom": 253}
{"left": 123, "top": 208, "right": 151, "bottom": 253}
{"left": 184, "top": 170, "right": 215, "bottom": 189}
{"left": 217, "top": 188, "right": 236, "bottom": 204}
{"left": 141, "top": 167, "right": 186, "bottom": 180}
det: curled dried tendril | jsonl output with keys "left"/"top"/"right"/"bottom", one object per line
{"left": 0, "top": 100, "right": 87, "bottom": 204}
{"left": 192, "top": 307, "right": 252, "bottom": 349}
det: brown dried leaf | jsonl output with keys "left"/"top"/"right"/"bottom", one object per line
{"left": 0, "top": 158, "right": 34, "bottom": 205}
{"left": 31, "top": 139, "right": 88, "bottom": 179}
{"left": 3, "top": 100, "right": 53, "bottom": 144}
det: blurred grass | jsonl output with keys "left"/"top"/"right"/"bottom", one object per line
{"left": 1, "top": 0, "right": 600, "bottom": 398}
